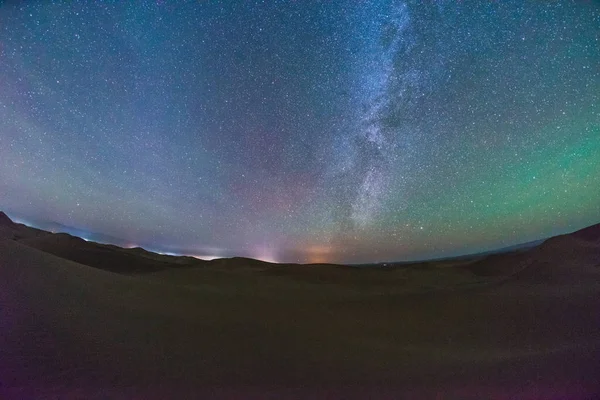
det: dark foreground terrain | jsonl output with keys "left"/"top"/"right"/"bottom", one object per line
{"left": 1, "top": 211, "right": 599, "bottom": 399}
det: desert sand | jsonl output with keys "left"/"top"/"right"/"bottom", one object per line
{"left": 1, "top": 211, "right": 599, "bottom": 399}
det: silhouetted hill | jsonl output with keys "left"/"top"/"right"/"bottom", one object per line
{"left": 571, "top": 222, "right": 600, "bottom": 243}
{"left": 2, "top": 210, "right": 599, "bottom": 279}
{"left": 459, "top": 223, "right": 600, "bottom": 279}
{"left": 19, "top": 231, "right": 203, "bottom": 274}
{"left": 0, "top": 211, "right": 15, "bottom": 227}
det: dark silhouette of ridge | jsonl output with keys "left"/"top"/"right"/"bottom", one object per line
{"left": 0, "top": 211, "right": 15, "bottom": 227}
{"left": 2, "top": 210, "right": 599, "bottom": 276}
{"left": 571, "top": 222, "right": 600, "bottom": 242}
{"left": 17, "top": 230, "right": 203, "bottom": 274}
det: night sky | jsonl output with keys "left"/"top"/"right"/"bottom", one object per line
{"left": 1, "top": 1, "right": 599, "bottom": 264}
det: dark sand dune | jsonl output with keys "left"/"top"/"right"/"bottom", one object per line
{"left": 0, "top": 211, "right": 15, "bottom": 227}
{"left": 19, "top": 232, "right": 203, "bottom": 274}
{"left": 0, "top": 212, "right": 46, "bottom": 241}
{"left": 1, "top": 214, "right": 600, "bottom": 399}
{"left": 571, "top": 223, "right": 600, "bottom": 243}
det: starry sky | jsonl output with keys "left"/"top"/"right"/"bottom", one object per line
{"left": 1, "top": 1, "right": 599, "bottom": 264}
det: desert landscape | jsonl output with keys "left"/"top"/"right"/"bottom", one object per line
{"left": 1, "top": 211, "right": 599, "bottom": 399}
{"left": 2, "top": 1, "right": 599, "bottom": 399}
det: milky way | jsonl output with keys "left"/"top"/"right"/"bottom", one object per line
{"left": 1, "top": 1, "right": 599, "bottom": 263}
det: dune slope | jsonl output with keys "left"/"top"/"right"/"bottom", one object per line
{"left": 1, "top": 231, "right": 600, "bottom": 399}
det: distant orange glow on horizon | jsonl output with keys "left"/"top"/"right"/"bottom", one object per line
{"left": 306, "top": 245, "right": 333, "bottom": 264}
